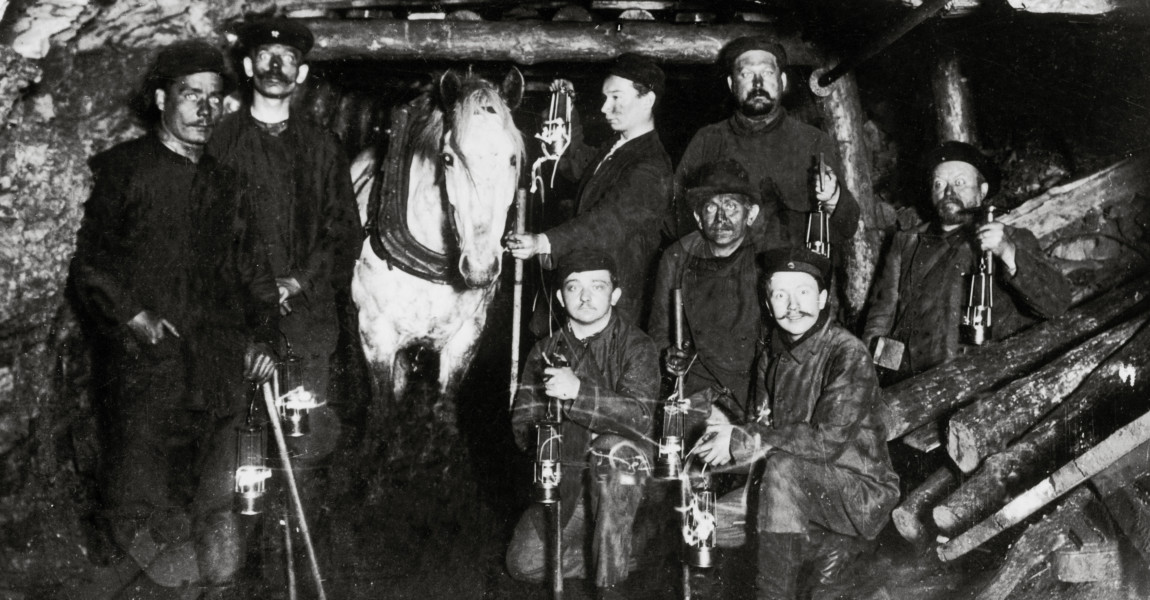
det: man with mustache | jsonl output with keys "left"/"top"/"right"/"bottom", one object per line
{"left": 862, "top": 141, "right": 1070, "bottom": 382}
{"left": 205, "top": 16, "right": 360, "bottom": 581}
{"left": 694, "top": 247, "right": 899, "bottom": 600}
{"left": 648, "top": 159, "right": 766, "bottom": 429}
{"left": 507, "top": 54, "right": 672, "bottom": 328}
{"left": 70, "top": 41, "right": 279, "bottom": 587}
{"left": 672, "top": 37, "right": 859, "bottom": 255}
{"left": 507, "top": 250, "right": 660, "bottom": 600}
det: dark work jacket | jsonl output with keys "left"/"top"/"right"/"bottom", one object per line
{"left": 861, "top": 222, "right": 1071, "bottom": 380}
{"left": 72, "top": 135, "right": 276, "bottom": 342}
{"left": 674, "top": 109, "right": 859, "bottom": 254}
{"left": 545, "top": 128, "right": 673, "bottom": 326}
{"left": 733, "top": 318, "right": 900, "bottom": 539}
{"left": 205, "top": 112, "right": 360, "bottom": 316}
{"left": 72, "top": 135, "right": 201, "bottom": 334}
{"left": 511, "top": 313, "right": 660, "bottom": 522}
{"left": 648, "top": 232, "right": 764, "bottom": 420}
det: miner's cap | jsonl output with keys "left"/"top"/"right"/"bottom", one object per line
{"left": 761, "top": 247, "right": 831, "bottom": 286}
{"left": 557, "top": 249, "right": 618, "bottom": 285}
{"left": 721, "top": 36, "right": 788, "bottom": 73}
{"left": 607, "top": 53, "right": 665, "bottom": 99}
{"left": 148, "top": 40, "right": 225, "bottom": 83}
{"left": 686, "top": 159, "right": 760, "bottom": 210}
{"left": 924, "top": 141, "right": 1002, "bottom": 198}
{"left": 239, "top": 17, "right": 315, "bottom": 56}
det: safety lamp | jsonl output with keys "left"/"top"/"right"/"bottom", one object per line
{"left": 533, "top": 409, "right": 563, "bottom": 504}
{"left": 682, "top": 474, "right": 717, "bottom": 568}
{"left": 654, "top": 396, "right": 688, "bottom": 480}
{"left": 235, "top": 423, "right": 272, "bottom": 515}
{"left": 805, "top": 202, "right": 831, "bottom": 258}
{"left": 275, "top": 348, "right": 317, "bottom": 437}
{"left": 962, "top": 206, "right": 995, "bottom": 346}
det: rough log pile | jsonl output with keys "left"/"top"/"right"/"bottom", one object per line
{"left": 878, "top": 145, "right": 1150, "bottom": 591}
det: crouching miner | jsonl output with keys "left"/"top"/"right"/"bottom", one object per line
{"left": 508, "top": 250, "right": 660, "bottom": 599}
{"left": 695, "top": 248, "right": 899, "bottom": 600}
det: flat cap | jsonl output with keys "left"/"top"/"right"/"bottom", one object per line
{"left": 149, "top": 40, "right": 225, "bottom": 83}
{"left": 687, "top": 159, "right": 760, "bottom": 210}
{"left": 924, "top": 141, "right": 1001, "bottom": 197}
{"left": 239, "top": 18, "right": 315, "bottom": 56}
{"left": 607, "top": 53, "right": 665, "bottom": 99}
{"left": 557, "top": 249, "right": 618, "bottom": 284}
{"left": 761, "top": 246, "right": 831, "bottom": 285}
{"left": 721, "top": 35, "right": 788, "bottom": 72}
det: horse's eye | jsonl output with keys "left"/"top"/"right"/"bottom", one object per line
{"left": 510, "top": 155, "right": 518, "bottom": 167}
{"left": 442, "top": 152, "right": 455, "bottom": 167}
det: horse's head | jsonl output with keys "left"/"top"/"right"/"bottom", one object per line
{"left": 437, "top": 68, "right": 525, "bottom": 288}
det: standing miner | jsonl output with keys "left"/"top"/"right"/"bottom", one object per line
{"left": 70, "top": 40, "right": 278, "bottom": 588}
{"left": 673, "top": 36, "right": 859, "bottom": 256}
{"left": 506, "top": 53, "right": 673, "bottom": 328}
{"left": 862, "top": 141, "right": 1071, "bottom": 382}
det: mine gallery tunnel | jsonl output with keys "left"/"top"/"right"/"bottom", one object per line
{"left": 1, "top": 1, "right": 1149, "bottom": 599}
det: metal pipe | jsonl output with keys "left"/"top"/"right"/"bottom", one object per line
{"left": 814, "top": 0, "right": 953, "bottom": 90}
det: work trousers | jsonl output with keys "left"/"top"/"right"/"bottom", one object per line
{"left": 99, "top": 333, "right": 202, "bottom": 548}
{"left": 506, "top": 434, "right": 651, "bottom": 589}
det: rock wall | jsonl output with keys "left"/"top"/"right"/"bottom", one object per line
{"left": 0, "top": 0, "right": 244, "bottom": 534}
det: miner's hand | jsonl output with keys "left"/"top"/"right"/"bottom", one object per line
{"left": 244, "top": 342, "right": 277, "bottom": 384}
{"left": 976, "top": 221, "right": 1018, "bottom": 274}
{"left": 543, "top": 366, "right": 580, "bottom": 400}
{"left": 128, "top": 310, "right": 180, "bottom": 345}
{"left": 694, "top": 425, "right": 734, "bottom": 466}
{"left": 549, "top": 79, "right": 576, "bottom": 98}
{"left": 813, "top": 161, "right": 841, "bottom": 213}
{"left": 664, "top": 343, "right": 695, "bottom": 378}
{"left": 505, "top": 233, "right": 549, "bottom": 261}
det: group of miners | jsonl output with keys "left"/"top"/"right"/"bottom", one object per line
{"left": 68, "top": 16, "right": 1073, "bottom": 600}
{"left": 504, "top": 37, "right": 1070, "bottom": 600}
{"left": 70, "top": 18, "right": 359, "bottom": 595}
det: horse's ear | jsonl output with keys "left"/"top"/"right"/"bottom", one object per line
{"left": 500, "top": 67, "right": 525, "bottom": 111}
{"left": 439, "top": 70, "right": 463, "bottom": 110}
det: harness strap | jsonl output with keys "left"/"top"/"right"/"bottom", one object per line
{"left": 366, "top": 98, "right": 457, "bottom": 285}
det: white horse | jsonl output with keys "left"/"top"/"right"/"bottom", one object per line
{"left": 350, "top": 69, "right": 524, "bottom": 416}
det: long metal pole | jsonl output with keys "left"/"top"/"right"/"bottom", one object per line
{"left": 551, "top": 499, "right": 564, "bottom": 600}
{"left": 262, "top": 383, "right": 328, "bottom": 600}
{"left": 510, "top": 188, "right": 528, "bottom": 409}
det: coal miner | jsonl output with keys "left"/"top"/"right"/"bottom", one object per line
{"left": 695, "top": 248, "right": 899, "bottom": 600}
{"left": 204, "top": 16, "right": 361, "bottom": 547}
{"left": 70, "top": 41, "right": 278, "bottom": 586}
{"left": 506, "top": 53, "right": 673, "bottom": 327}
{"left": 648, "top": 159, "right": 766, "bottom": 426}
{"left": 507, "top": 250, "right": 660, "bottom": 599}
{"left": 673, "top": 36, "right": 859, "bottom": 253}
{"left": 861, "top": 141, "right": 1071, "bottom": 383}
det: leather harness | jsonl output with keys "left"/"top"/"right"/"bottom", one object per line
{"left": 364, "top": 95, "right": 459, "bottom": 286}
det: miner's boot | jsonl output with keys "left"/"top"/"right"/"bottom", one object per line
{"left": 755, "top": 533, "right": 805, "bottom": 600}
{"left": 807, "top": 531, "right": 865, "bottom": 600}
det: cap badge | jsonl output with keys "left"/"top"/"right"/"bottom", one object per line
{"left": 787, "top": 261, "right": 796, "bottom": 269}
{"left": 271, "top": 30, "right": 280, "bottom": 38}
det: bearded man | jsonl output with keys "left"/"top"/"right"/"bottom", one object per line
{"left": 672, "top": 36, "right": 859, "bottom": 252}
{"left": 861, "top": 141, "right": 1071, "bottom": 382}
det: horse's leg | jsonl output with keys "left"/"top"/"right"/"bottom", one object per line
{"left": 436, "top": 305, "right": 490, "bottom": 428}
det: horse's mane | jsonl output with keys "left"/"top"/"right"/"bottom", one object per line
{"left": 408, "top": 73, "right": 525, "bottom": 171}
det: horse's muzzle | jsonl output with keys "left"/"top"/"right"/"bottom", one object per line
{"left": 459, "top": 254, "right": 501, "bottom": 288}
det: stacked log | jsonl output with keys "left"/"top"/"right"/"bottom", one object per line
{"left": 882, "top": 275, "right": 1150, "bottom": 441}
{"left": 933, "top": 318, "right": 1150, "bottom": 535}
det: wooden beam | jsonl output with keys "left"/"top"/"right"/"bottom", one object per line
{"left": 882, "top": 276, "right": 1150, "bottom": 441}
{"left": 1005, "top": 0, "right": 1130, "bottom": 15}
{"left": 302, "top": 18, "right": 820, "bottom": 65}
{"left": 1091, "top": 439, "right": 1150, "bottom": 563}
{"left": 939, "top": 408, "right": 1150, "bottom": 562}
{"left": 931, "top": 46, "right": 977, "bottom": 144}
